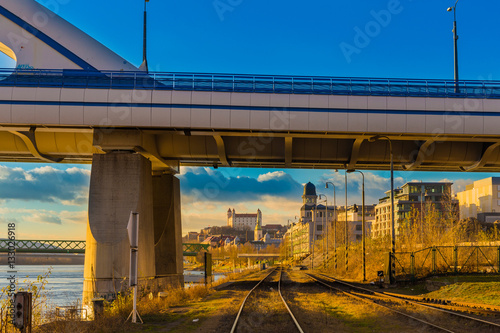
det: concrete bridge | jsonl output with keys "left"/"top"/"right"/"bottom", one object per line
{"left": 2, "top": 0, "right": 500, "bottom": 304}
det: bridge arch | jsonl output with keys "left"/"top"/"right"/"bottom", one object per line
{"left": 0, "top": 41, "right": 16, "bottom": 71}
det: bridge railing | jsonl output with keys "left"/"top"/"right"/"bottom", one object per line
{"left": 0, "top": 239, "right": 86, "bottom": 254}
{"left": 2, "top": 69, "right": 500, "bottom": 98}
{"left": 182, "top": 243, "right": 210, "bottom": 256}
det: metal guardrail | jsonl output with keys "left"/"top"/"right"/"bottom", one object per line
{"left": 0, "top": 239, "right": 85, "bottom": 253}
{"left": 2, "top": 69, "right": 500, "bottom": 98}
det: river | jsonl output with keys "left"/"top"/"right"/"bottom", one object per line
{"left": 0, "top": 265, "right": 226, "bottom": 307}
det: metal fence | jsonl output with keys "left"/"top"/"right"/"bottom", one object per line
{"left": 394, "top": 246, "right": 500, "bottom": 281}
{"left": 2, "top": 69, "right": 500, "bottom": 98}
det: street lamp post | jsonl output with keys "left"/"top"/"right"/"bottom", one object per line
{"left": 319, "top": 194, "right": 328, "bottom": 269}
{"left": 369, "top": 135, "right": 395, "bottom": 284}
{"left": 312, "top": 203, "right": 317, "bottom": 270}
{"left": 345, "top": 170, "right": 348, "bottom": 272}
{"left": 141, "top": 0, "right": 150, "bottom": 72}
{"left": 288, "top": 217, "right": 297, "bottom": 263}
{"left": 447, "top": 0, "right": 460, "bottom": 93}
{"left": 347, "top": 170, "right": 366, "bottom": 282}
{"left": 326, "top": 182, "right": 337, "bottom": 269}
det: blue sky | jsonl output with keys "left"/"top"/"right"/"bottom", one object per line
{"left": 1, "top": 0, "right": 499, "bottom": 238}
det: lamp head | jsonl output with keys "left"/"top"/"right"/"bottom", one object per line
{"left": 447, "top": 7, "right": 453, "bottom": 11}
{"left": 346, "top": 169, "right": 355, "bottom": 173}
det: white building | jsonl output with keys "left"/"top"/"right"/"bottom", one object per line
{"left": 336, "top": 205, "right": 374, "bottom": 242}
{"left": 227, "top": 208, "right": 262, "bottom": 230}
{"left": 285, "top": 182, "right": 374, "bottom": 259}
{"left": 284, "top": 182, "right": 337, "bottom": 259}
{"left": 457, "top": 177, "right": 500, "bottom": 222}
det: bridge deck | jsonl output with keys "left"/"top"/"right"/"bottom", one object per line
{"left": 3, "top": 70, "right": 500, "bottom": 172}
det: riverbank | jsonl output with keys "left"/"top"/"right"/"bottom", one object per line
{"left": 0, "top": 253, "right": 84, "bottom": 265}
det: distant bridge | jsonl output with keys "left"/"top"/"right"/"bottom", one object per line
{"left": 0, "top": 240, "right": 209, "bottom": 256}
{"left": 0, "top": 239, "right": 85, "bottom": 254}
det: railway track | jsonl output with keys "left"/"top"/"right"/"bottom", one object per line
{"left": 316, "top": 273, "right": 500, "bottom": 320}
{"left": 382, "top": 291, "right": 500, "bottom": 316}
{"left": 230, "top": 267, "right": 304, "bottom": 333}
{"left": 307, "top": 272, "right": 500, "bottom": 333}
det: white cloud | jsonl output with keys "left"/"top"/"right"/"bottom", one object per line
{"left": 0, "top": 165, "right": 90, "bottom": 205}
{"left": 257, "top": 171, "right": 286, "bottom": 182}
{"left": 448, "top": 178, "right": 474, "bottom": 194}
{"left": 30, "top": 212, "right": 62, "bottom": 225}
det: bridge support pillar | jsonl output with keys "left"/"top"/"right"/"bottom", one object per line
{"left": 152, "top": 173, "right": 184, "bottom": 288}
{"left": 83, "top": 152, "right": 157, "bottom": 304}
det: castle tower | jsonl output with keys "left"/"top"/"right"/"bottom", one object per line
{"left": 302, "top": 182, "right": 318, "bottom": 205}
{"left": 254, "top": 209, "right": 263, "bottom": 241}
{"left": 227, "top": 208, "right": 232, "bottom": 227}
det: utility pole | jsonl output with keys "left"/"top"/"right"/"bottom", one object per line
{"left": 345, "top": 170, "right": 348, "bottom": 272}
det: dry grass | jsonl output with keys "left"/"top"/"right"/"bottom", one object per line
{"left": 23, "top": 268, "right": 261, "bottom": 333}
{"left": 312, "top": 203, "right": 500, "bottom": 282}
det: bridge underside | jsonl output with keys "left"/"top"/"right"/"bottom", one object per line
{"left": 1, "top": 126, "right": 500, "bottom": 172}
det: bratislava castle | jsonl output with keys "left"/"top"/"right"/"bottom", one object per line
{"left": 227, "top": 208, "right": 262, "bottom": 230}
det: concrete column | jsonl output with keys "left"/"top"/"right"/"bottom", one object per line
{"left": 152, "top": 173, "right": 184, "bottom": 288}
{"left": 83, "top": 152, "right": 156, "bottom": 304}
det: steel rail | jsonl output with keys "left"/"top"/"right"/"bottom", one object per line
{"left": 317, "top": 273, "right": 500, "bottom": 330}
{"left": 306, "top": 273, "right": 455, "bottom": 333}
{"left": 278, "top": 268, "right": 305, "bottom": 333}
{"left": 229, "top": 268, "right": 277, "bottom": 333}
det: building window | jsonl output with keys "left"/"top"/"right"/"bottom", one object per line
{"left": 317, "top": 225, "right": 322, "bottom": 231}
{"left": 355, "top": 224, "right": 362, "bottom": 231}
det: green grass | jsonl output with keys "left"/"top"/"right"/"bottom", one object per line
{"left": 428, "top": 274, "right": 500, "bottom": 283}
{"left": 425, "top": 281, "right": 500, "bottom": 306}
{"left": 383, "top": 274, "right": 500, "bottom": 306}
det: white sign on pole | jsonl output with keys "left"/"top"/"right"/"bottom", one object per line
{"left": 127, "top": 212, "right": 139, "bottom": 248}
{"left": 127, "top": 212, "right": 139, "bottom": 287}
